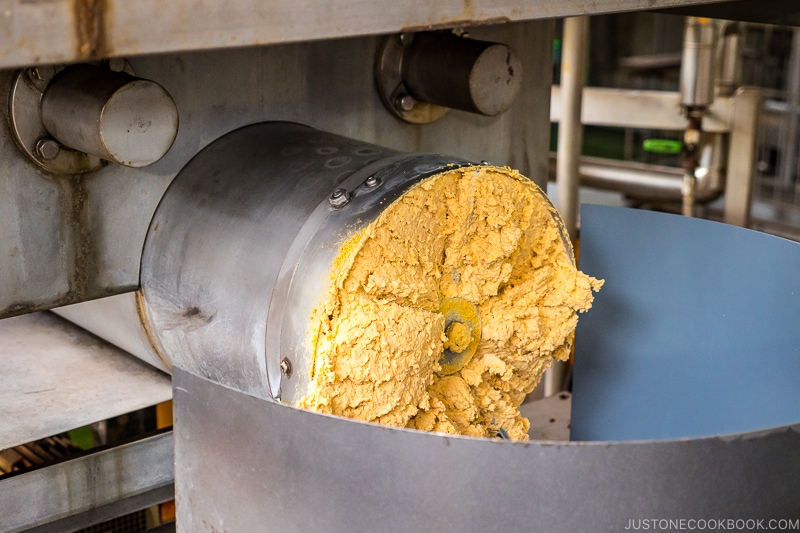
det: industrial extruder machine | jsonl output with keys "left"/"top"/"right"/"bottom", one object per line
{"left": 0, "top": 1, "right": 799, "bottom": 531}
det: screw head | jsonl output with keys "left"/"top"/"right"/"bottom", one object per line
{"left": 365, "top": 176, "right": 381, "bottom": 188}
{"left": 396, "top": 94, "right": 417, "bottom": 112}
{"left": 329, "top": 188, "right": 351, "bottom": 208}
{"left": 480, "top": 160, "right": 491, "bottom": 166}
{"left": 279, "top": 358, "right": 293, "bottom": 378}
{"left": 35, "top": 138, "right": 60, "bottom": 160}
{"left": 399, "top": 32, "right": 414, "bottom": 46}
{"left": 28, "top": 65, "right": 55, "bottom": 82}
{"left": 107, "top": 58, "right": 127, "bottom": 72}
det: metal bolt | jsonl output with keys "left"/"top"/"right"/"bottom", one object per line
{"left": 365, "top": 175, "right": 381, "bottom": 189}
{"left": 280, "top": 358, "right": 293, "bottom": 378}
{"left": 480, "top": 160, "right": 491, "bottom": 166}
{"left": 396, "top": 94, "right": 417, "bottom": 112}
{"left": 28, "top": 65, "right": 55, "bottom": 82}
{"left": 107, "top": 58, "right": 127, "bottom": 72}
{"left": 329, "top": 188, "right": 351, "bottom": 208}
{"left": 35, "top": 138, "right": 60, "bottom": 160}
{"left": 399, "top": 32, "right": 414, "bottom": 46}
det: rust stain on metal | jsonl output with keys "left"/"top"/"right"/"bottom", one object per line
{"left": 463, "top": 0, "right": 474, "bottom": 19}
{"left": 68, "top": 176, "right": 95, "bottom": 301}
{"left": 400, "top": 16, "right": 511, "bottom": 33}
{"left": 74, "top": 0, "right": 109, "bottom": 60}
{"left": 135, "top": 290, "right": 173, "bottom": 371}
{"left": 1, "top": 175, "right": 99, "bottom": 319}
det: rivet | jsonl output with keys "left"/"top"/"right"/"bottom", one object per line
{"left": 280, "top": 358, "right": 293, "bottom": 378}
{"left": 399, "top": 32, "right": 414, "bottom": 46}
{"left": 35, "top": 138, "right": 60, "bottom": 160}
{"left": 365, "top": 175, "right": 381, "bottom": 188}
{"left": 480, "top": 160, "right": 491, "bottom": 166}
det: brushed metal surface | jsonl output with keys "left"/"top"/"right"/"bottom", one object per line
{"left": 0, "top": 432, "right": 174, "bottom": 533}
{"left": 0, "top": 0, "right": 728, "bottom": 70}
{"left": 0, "top": 22, "right": 553, "bottom": 319}
{"left": 140, "top": 122, "right": 474, "bottom": 399}
{"left": 173, "top": 368, "right": 800, "bottom": 532}
{"left": 0, "top": 312, "right": 170, "bottom": 451}
{"left": 41, "top": 64, "right": 179, "bottom": 168}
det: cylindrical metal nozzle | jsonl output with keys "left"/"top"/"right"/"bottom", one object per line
{"left": 41, "top": 64, "right": 179, "bottom": 167}
{"left": 401, "top": 32, "right": 523, "bottom": 116}
{"left": 680, "top": 18, "right": 718, "bottom": 110}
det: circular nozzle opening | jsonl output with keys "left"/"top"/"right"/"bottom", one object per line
{"left": 438, "top": 297, "right": 481, "bottom": 375}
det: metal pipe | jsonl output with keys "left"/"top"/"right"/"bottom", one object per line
{"left": 400, "top": 32, "right": 523, "bottom": 116}
{"left": 778, "top": 28, "right": 800, "bottom": 190}
{"left": 546, "top": 155, "right": 724, "bottom": 203}
{"left": 717, "top": 22, "right": 743, "bottom": 97}
{"left": 41, "top": 64, "right": 179, "bottom": 168}
{"left": 555, "top": 17, "right": 588, "bottom": 241}
{"left": 680, "top": 17, "right": 717, "bottom": 109}
{"left": 680, "top": 18, "right": 718, "bottom": 218}
{"left": 548, "top": 16, "right": 588, "bottom": 397}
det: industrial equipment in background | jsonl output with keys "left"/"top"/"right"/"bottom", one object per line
{"left": 550, "top": 15, "right": 759, "bottom": 228}
{"left": 0, "top": 1, "right": 799, "bottom": 532}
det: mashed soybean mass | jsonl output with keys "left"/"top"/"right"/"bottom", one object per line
{"left": 299, "top": 165, "right": 602, "bottom": 440}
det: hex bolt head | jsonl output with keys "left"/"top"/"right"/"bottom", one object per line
{"left": 365, "top": 176, "right": 381, "bottom": 188}
{"left": 35, "top": 138, "right": 60, "bottom": 161}
{"left": 329, "top": 188, "right": 351, "bottom": 208}
{"left": 280, "top": 358, "right": 293, "bottom": 378}
{"left": 396, "top": 94, "right": 417, "bottom": 112}
{"left": 28, "top": 65, "right": 55, "bottom": 82}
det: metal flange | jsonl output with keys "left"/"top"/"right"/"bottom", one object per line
{"left": 374, "top": 33, "right": 450, "bottom": 125}
{"left": 8, "top": 66, "right": 106, "bottom": 175}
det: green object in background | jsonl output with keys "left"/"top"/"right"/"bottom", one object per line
{"left": 643, "top": 139, "right": 683, "bottom": 155}
{"left": 68, "top": 425, "right": 94, "bottom": 451}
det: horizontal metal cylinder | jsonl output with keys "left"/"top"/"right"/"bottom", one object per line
{"left": 41, "top": 64, "right": 179, "bottom": 167}
{"left": 548, "top": 155, "right": 723, "bottom": 203}
{"left": 402, "top": 32, "right": 522, "bottom": 116}
{"left": 139, "top": 122, "right": 474, "bottom": 401}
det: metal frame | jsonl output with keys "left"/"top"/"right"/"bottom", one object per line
{"left": 0, "top": 0, "right": 730, "bottom": 70}
{"left": 0, "top": 22, "right": 554, "bottom": 320}
{"left": 0, "top": 312, "right": 170, "bottom": 451}
{"left": 0, "top": 432, "right": 174, "bottom": 533}
{"left": 550, "top": 85, "right": 762, "bottom": 226}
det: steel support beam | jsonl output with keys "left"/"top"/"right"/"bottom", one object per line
{"left": 0, "top": 432, "right": 174, "bottom": 533}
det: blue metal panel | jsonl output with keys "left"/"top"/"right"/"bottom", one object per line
{"left": 572, "top": 205, "right": 800, "bottom": 441}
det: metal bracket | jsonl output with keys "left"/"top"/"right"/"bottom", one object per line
{"left": 7, "top": 59, "right": 135, "bottom": 175}
{"left": 374, "top": 33, "right": 450, "bottom": 125}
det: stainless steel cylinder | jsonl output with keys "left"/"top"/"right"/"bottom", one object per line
{"left": 139, "top": 122, "right": 471, "bottom": 399}
{"left": 41, "top": 64, "right": 179, "bottom": 167}
{"left": 401, "top": 32, "right": 523, "bottom": 116}
{"left": 680, "top": 18, "right": 718, "bottom": 109}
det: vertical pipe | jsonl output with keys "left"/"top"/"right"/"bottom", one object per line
{"left": 556, "top": 16, "right": 588, "bottom": 241}
{"left": 717, "top": 22, "right": 743, "bottom": 98}
{"left": 724, "top": 88, "right": 762, "bottom": 227}
{"left": 778, "top": 28, "right": 800, "bottom": 192}
{"left": 548, "top": 16, "right": 588, "bottom": 397}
